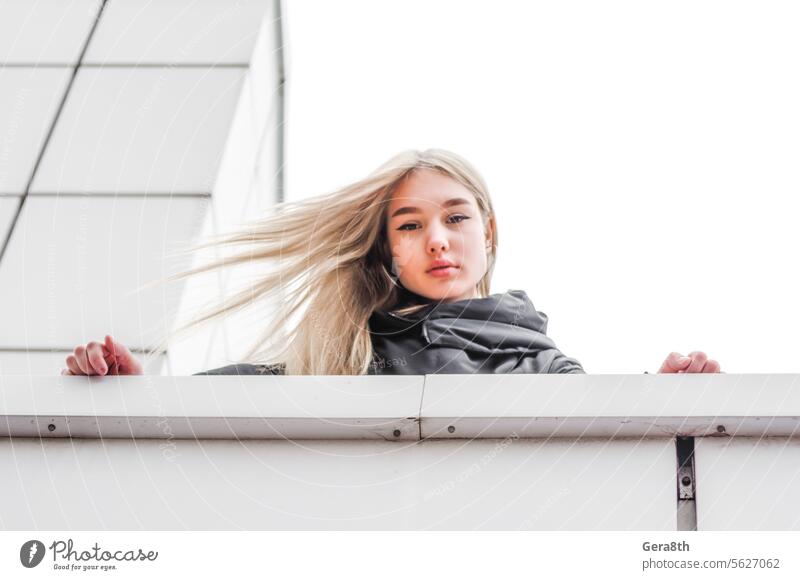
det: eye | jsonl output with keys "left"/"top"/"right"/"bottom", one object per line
{"left": 448, "top": 214, "right": 470, "bottom": 224}
{"left": 396, "top": 215, "right": 470, "bottom": 231}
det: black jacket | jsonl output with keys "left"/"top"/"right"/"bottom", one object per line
{"left": 194, "top": 289, "right": 585, "bottom": 376}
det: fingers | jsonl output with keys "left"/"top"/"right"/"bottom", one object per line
{"left": 102, "top": 335, "right": 120, "bottom": 374}
{"left": 685, "top": 351, "right": 708, "bottom": 373}
{"left": 103, "top": 335, "right": 143, "bottom": 375}
{"left": 68, "top": 341, "right": 108, "bottom": 375}
{"left": 65, "top": 353, "right": 84, "bottom": 375}
{"left": 63, "top": 336, "right": 144, "bottom": 376}
{"left": 104, "top": 334, "right": 116, "bottom": 358}
{"left": 660, "top": 350, "right": 722, "bottom": 374}
{"left": 685, "top": 351, "right": 722, "bottom": 373}
{"left": 659, "top": 352, "right": 693, "bottom": 374}
{"left": 75, "top": 346, "right": 94, "bottom": 375}
{"left": 86, "top": 341, "right": 108, "bottom": 375}
{"left": 74, "top": 346, "right": 91, "bottom": 374}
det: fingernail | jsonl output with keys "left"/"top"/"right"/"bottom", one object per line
{"left": 679, "top": 357, "right": 691, "bottom": 364}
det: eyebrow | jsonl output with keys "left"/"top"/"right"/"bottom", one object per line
{"left": 389, "top": 197, "right": 472, "bottom": 218}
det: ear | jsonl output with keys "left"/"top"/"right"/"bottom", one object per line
{"left": 484, "top": 215, "right": 496, "bottom": 250}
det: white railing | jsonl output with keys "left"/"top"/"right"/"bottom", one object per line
{"left": 1, "top": 373, "right": 798, "bottom": 530}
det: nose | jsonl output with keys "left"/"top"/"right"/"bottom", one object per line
{"left": 427, "top": 225, "right": 449, "bottom": 255}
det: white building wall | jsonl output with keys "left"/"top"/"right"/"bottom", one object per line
{"left": 0, "top": 437, "right": 676, "bottom": 530}
{"left": 0, "top": 0, "right": 283, "bottom": 377}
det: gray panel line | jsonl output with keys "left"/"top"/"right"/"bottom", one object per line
{"left": 79, "top": 63, "right": 249, "bottom": 68}
{"left": 0, "top": 63, "right": 248, "bottom": 68}
{"left": 0, "top": 63, "right": 74, "bottom": 68}
{"left": 17, "top": 192, "right": 211, "bottom": 198}
{"left": 0, "top": 347, "right": 154, "bottom": 354}
{"left": 0, "top": 0, "right": 110, "bottom": 264}
{"left": 274, "top": 0, "right": 286, "bottom": 205}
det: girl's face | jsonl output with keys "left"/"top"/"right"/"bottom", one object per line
{"left": 385, "top": 168, "right": 494, "bottom": 302}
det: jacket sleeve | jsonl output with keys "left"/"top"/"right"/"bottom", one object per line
{"left": 193, "top": 363, "right": 285, "bottom": 375}
{"left": 546, "top": 351, "right": 586, "bottom": 374}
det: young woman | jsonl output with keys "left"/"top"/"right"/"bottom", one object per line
{"left": 61, "top": 149, "right": 722, "bottom": 377}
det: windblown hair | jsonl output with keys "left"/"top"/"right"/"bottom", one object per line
{"left": 150, "top": 148, "right": 498, "bottom": 375}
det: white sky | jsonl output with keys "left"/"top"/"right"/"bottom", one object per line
{"left": 283, "top": 0, "right": 799, "bottom": 373}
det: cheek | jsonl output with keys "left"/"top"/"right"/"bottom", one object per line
{"left": 460, "top": 228, "right": 488, "bottom": 269}
{"left": 389, "top": 233, "right": 418, "bottom": 269}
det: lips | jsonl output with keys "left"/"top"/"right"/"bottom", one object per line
{"left": 427, "top": 261, "right": 459, "bottom": 278}
{"left": 427, "top": 260, "right": 458, "bottom": 272}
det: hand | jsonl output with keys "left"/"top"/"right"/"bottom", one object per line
{"left": 658, "top": 351, "right": 722, "bottom": 374}
{"left": 62, "top": 335, "right": 144, "bottom": 376}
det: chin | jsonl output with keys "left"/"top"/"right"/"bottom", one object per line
{"left": 426, "top": 286, "right": 474, "bottom": 302}
{"left": 404, "top": 271, "right": 476, "bottom": 302}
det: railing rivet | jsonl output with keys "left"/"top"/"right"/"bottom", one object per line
{"left": 447, "top": 425, "right": 455, "bottom": 434}
{"left": 393, "top": 429, "right": 401, "bottom": 437}
{"left": 47, "top": 424, "right": 56, "bottom": 432}
{"left": 716, "top": 425, "right": 726, "bottom": 433}
{"left": 681, "top": 476, "right": 691, "bottom": 486}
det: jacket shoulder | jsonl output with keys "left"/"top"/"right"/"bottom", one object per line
{"left": 193, "top": 363, "right": 286, "bottom": 376}
{"left": 546, "top": 352, "right": 585, "bottom": 374}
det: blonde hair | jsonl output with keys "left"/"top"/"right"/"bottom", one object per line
{"left": 151, "top": 148, "right": 498, "bottom": 375}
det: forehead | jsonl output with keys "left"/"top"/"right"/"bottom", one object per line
{"left": 388, "top": 168, "right": 477, "bottom": 211}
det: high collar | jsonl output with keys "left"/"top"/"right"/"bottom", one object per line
{"left": 369, "top": 289, "right": 550, "bottom": 335}
{"left": 391, "top": 284, "right": 438, "bottom": 309}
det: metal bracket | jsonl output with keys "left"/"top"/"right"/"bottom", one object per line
{"left": 677, "top": 436, "right": 695, "bottom": 499}
{"left": 676, "top": 436, "right": 697, "bottom": 530}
